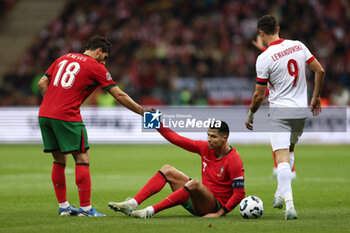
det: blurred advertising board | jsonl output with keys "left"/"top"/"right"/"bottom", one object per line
{"left": 0, "top": 106, "right": 349, "bottom": 144}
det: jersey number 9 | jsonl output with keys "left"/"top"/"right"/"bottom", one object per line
{"left": 287, "top": 59, "right": 299, "bottom": 87}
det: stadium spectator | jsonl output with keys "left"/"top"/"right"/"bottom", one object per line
{"left": 38, "top": 35, "right": 153, "bottom": 217}
{"left": 0, "top": 0, "right": 15, "bottom": 17}
{"left": 329, "top": 84, "right": 350, "bottom": 105}
{"left": 109, "top": 121, "right": 245, "bottom": 218}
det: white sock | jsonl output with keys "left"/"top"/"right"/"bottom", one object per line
{"left": 80, "top": 205, "right": 92, "bottom": 211}
{"left": 275, "top": 169, "right": 281, "bottom": 198}
{"left": 128, "top": 198, "right": 139, "bottom": 208}
{"left": 146, "top": 206, "right": 155, "bottom": 215}
{"left": 277, "top": 162, "right": 294, "bottom": 210}
{"left": 59, "top": 201, "right": 70, "bottom": 209}
{"left": 275, "top": 187, "right": 281, "bottom": 198}
{"left": 285, "top": 199, "right": 294, "bottom": 211}
{"left": 289, "top": 152, "right": 295, "bottom": 170}
{"left": 273, "top": 167, "right": 278, "bottom": 176}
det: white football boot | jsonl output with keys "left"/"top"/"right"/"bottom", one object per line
{"left": 108, "top": 200, "right": 135, "bottom": 216}
{"left": 273, "top": 196, "right": 284, "bottom": 209}
{"left": 285, "top": 207, "right": 298, "bottom": 220}
{"left": 132, "top": 208, "right": 153, "bottom": 218}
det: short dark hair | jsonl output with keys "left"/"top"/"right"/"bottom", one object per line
{"left": 257, "top": 15, "right": 278, "bottom": 35}
{"left": 85, "top": 35, "right": 112, "bottom": 56}
{"left": 209, "top": 120, "right": 229, "bottom": 137}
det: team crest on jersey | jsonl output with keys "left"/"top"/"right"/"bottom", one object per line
{"left": 217, "top": 166, "right": 225, "bottom": 177}
{"left": 106, "top": 72, "right": 112, "bottom": 81}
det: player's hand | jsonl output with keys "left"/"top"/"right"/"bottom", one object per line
{"left": 142, "top": 107, "right": 156, "bottom": 113}
{"left": 203, "top": 209, "right": 226, "bottom": 218}
{"left": 203, "top": 213, "right": 221, "bottom": 218}
{"left": 252, "top": 35, "right": 266, "bottom": 52}
{"left": 311, "top": 97, "right": 322, "bottom": 116}
{"left": 245, "top": 110, "right": 254, "bottom": 130}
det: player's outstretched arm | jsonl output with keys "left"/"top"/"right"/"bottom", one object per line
{"left": 157, "top": 123, "right": 203, "bottom": 154}
{"left": 38, "top": 75, "right": 50, "bottom": 96}
{"left": 108, "top": 86, "right": 153, "bottom": 115}
{"left": 308, "top": 59, "right": 325, "bottom": 116}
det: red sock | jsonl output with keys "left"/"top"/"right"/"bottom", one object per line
{"left": 272, "top": 151, "right": 278, "bottom": 168}
{"left": 75, "top": 163, "right": 91, "bottom": 207}
{"left": 292, "top": 164, "right": 295, "bottom": 172}
{"left": 134, "top": 171, "right": 167, "bottom": 204}
{"left": 52, "top": 162, "right": 67, "bottom": 203}
{"left": 153, "top": 187, "right": 191, "bottom": 213}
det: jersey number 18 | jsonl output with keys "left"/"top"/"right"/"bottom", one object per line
{"left": 53, "top": 60, "right": 80, "bottom": 89}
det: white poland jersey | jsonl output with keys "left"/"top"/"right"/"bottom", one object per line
{"left": 256, "top": 38, "right": 315, "bottom": 108}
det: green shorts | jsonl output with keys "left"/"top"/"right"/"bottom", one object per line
{"left": 38, "top": 117, "right": 89, "bottom": 154}
{"left": 181, "top": 198, "right": 222, "bottom": 215}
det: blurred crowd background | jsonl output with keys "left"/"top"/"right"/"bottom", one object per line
{"left": 0, "top": 0, "right": 349, "bottom": 106}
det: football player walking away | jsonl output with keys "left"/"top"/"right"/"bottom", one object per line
{"left": 109, "top": 121, "right": 245, "bottom": 218}
{"left": 245, "top": 15, "right": 325, "bottom": 219}
{"left": 38, "top": 35, "right": 153, "bottom": 217}
{"left": 252, "top": 35, "right": 297, "bottom": 181}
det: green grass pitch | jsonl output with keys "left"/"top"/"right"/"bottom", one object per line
{"left": 0, "top": 144, "right": 349, "bottom": 233}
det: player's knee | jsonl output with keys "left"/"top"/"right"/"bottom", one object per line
{"left": 52, "top": 151, "right": 66, "bottom": 164}
{"left": 185, "top": 179, "right": 201, "bottom": 191}
{"left": 73, "top": 152, "right": 90, "bottom": 163}
{"left": 160, "top": 164, "right": 176, "bottom": 178}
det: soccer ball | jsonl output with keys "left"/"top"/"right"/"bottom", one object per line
{"left": 239, "top": 195, "right": 264, "bottom": 219}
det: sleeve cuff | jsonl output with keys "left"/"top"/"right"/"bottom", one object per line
{"left": 306, "top": 56, "right": 315, "bottom": 64}
{"left": 222, "top": 206, "right": 230, "bottom": 214}
{"left": 102, "top": 84, "right": 117, "bottom": 90}
{"left": 256, "top": 77, "right": 268, "bottom": 85}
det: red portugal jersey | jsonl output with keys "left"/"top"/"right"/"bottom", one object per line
{"left": 157, "top": 125, "right": 245, "bottom": 212}
{"left": 39, "top": 53, "right": 116, "bottom": 122}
